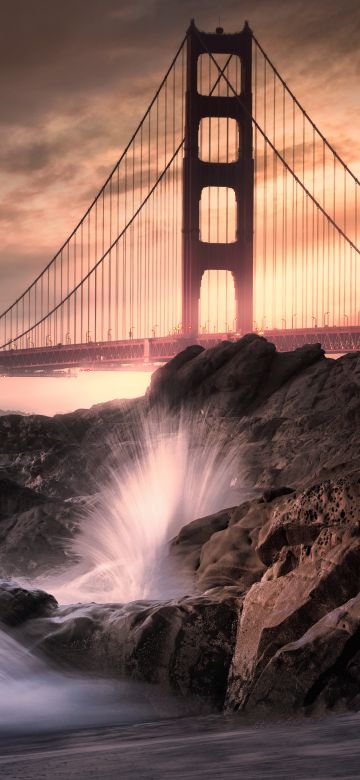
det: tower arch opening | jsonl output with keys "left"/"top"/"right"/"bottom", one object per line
{"left": 199, "top": 186, "right": 237, "bottom": 243}
{"left": 199, "top": 269, "right": 236, "bottom": 334}
{"left": 199, "top": 117, "right": 240, "bottom": 163}
{"left": 197, "top": 53, "right": 242, "bottom": 97}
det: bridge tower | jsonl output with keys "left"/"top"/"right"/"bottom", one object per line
{"left": 182, "top": 20, "right": 254, "bottom": 336}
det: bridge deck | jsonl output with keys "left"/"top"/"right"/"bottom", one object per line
{"left": 0, "top": 328, "right": 359, "bottom": 375}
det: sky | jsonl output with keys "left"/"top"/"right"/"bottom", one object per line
{"left": 0, "top": 0, "right": 359, "bottom": 315}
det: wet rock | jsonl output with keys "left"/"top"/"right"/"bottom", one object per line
{"left": 26, "top": 595, "right": 237, "bottom": 710}
{"left": 241, "top": 591, "right": 360, "bottom": 715}
{"left": 172, "top": 502, "right": 267, "bottom": 592}
{"left": 226, "top": 473, "right": 360, "bottom": 712}
{"left": 148, "top": 334, "right": 276, "bottom": 413}
{"left": 147, "top": 335, "right": 325, "bottom": 416}
{"left": 257, "top": 474, "right": 360, "bottom": 567}
{"left": 1, "top": 338, "right": 360, "bottom": 718}
{"left": 0, "top": 476, "right": 82, "bottom": 576}
{"left": 0, "top": 501, "right": 80, "bottom": 575}
{"left": 261, "top": 486, "right": 295, "bottom": 503}
{"left": 0, "top": 580, "right": 57, "bottom": 625}
{"left": 170, "top": 507, "right": 235, "bottom": 573}
{"left": 0, "top": 399, "right": 139, "bottom": 499}
{"left": 196, "top": 502, "right": 267, "bottom": 592}
{"left": 0, "top": 477, "right": 51, "bottom": 518}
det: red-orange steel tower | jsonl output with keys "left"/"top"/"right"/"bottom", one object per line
{"left": 182, "top": 20, "right": 254, "bottom": 336}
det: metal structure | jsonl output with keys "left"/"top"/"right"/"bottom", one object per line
{"left": 183, "top": 21, "right": 253, "bottom": 334}
{"left": 0, "top": 21, "right": 359, "bottom": 374}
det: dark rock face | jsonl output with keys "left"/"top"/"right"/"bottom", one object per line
{"left": 1, "top": 336, "right": 360, "bottom": 718}
{"left": 0, "top": 399, "right": 142, "bottom": 574}
{"left": 235, "top": 592, "right": 360, "bottom": 715}
{"left": 147, "top": 334, "right": 324, "bottom": 416}
{"left": 0, "top": 580, "right": 57, "bottom": 626}
{"left": 0, "top": 477, "right": 80, "bottom": 575}
{"left": 171, "top": 502, "right": 266, "bottom": 592}
{"left": 147, "top": 336, "right": 360, "bottom": 490}
{"left": 226, "top": 473, "right": 360, "bottom": 714}
{"left": 22, "top": 594, "right": 237, "bottom": 710}
{"left": 5, "top": 468, "right": 360, "bottom": 716}
{"left": 0, "top": 398, "right": 141, "bottom": 499}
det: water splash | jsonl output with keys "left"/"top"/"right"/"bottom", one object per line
{"left": 40, "top": 412, "right": 242, "bottom": 605}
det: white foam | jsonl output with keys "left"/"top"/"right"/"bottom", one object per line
{"left": 40, "top": 412, "right": 242, "bottom": 604}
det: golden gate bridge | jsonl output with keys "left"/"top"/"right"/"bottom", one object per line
{"left": 1, "top": 21, "right": 359, "bottom": 374}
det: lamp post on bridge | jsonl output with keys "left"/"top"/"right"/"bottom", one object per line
{"left": 312, "top": 316, "right": 318, "bottom": 328}
{"left": 291, "top": 313, "right": 297, "bottom": 329}
{"left": 344, "top": 314, "right": 349, "bottom": 326}
{"left": 323, "top": 312, "right": 330, "bottom": 327}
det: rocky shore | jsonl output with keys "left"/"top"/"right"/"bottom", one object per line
{"left": 1, "top": 333, "right": 360, "bottom": 717}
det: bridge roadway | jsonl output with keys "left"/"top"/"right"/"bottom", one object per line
{"left": 1, "top": 327, "right": 359, "bottom": 375}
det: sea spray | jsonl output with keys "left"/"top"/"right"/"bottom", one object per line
{"left": 0, "top": 627, "right": 159, "bottom": 733}
{"left": 39, "top": 410, "right": 243, "bottom": 604}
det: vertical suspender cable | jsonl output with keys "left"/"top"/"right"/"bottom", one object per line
{"left": 302, "top": 113, "right": 305, "bottom": 328}
{"left": 292, "top": 101, "right": 295, "bottom": 326}
{"left": 272, "top": 71, "right": 277, "bottom": 329}
{"left": 87, "top": 215, "right": 90, "bottom": 340}
{"left": 80, "top": 223, "right": 83, "bottom": 342}
{"left": 115, "top": 166, "right": 119, "bottom": 340}
{"left": 263, "top": 57, "right": 267, "bottom": 330}
{"left": 109, "top": 178, "right": 112, "bottom": 340}
{"left": 94, "top": 201, "right": 97, "bottom": 341}
{"left": 101, "top": 189, "right": 105, "bottom": 341}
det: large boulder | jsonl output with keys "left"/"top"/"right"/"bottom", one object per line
{"left": 238, "top": 591, "right": 360, "bottom": 715}
{"left": 147, "top": 335, "right": 325, "bottom": 415}
{"left": 171, "top": 501, "right": 267, "bottom": 592}
{"left": 226, "top": 473, "right": 360, "bottom": 713}
{"left": 23, "top": 594, "right": 237, "bottom": 710}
